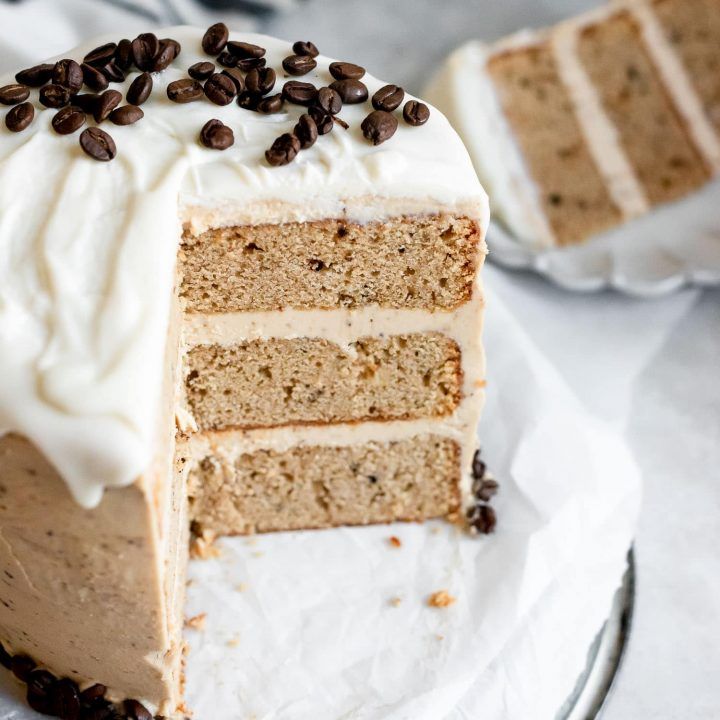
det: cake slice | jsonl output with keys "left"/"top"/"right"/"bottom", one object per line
{"left": 426, "top": 0, "right": 719, "bottom": 248}
{"left": 0, "top": 26, "right": 488, "bottom": 718}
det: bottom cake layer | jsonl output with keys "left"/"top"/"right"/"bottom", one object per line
{"left": 186, "top": 435, "right": 461, "bottom": 535}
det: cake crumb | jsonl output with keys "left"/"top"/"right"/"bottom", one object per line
{"left": 227, "top": 635, "right": 241, "bottom": 648}
{"left": 389, "top": 597, "right": 402, "bottom": 607}
{"left": 428, "top": 590, "right": 456, "bottom": 608}
{"left": 190, "top": 529, "right": 221, "bottom": 560}
{"left": 185, "top": 613, "right": 207, "bottom": 631}
{"left": 388, "top": 536, "right": 402, "bottom": 548}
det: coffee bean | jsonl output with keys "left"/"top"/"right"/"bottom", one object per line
{"left": 257, "top": 93, "right": 284, "bottom": 114}
{"left": 308, "top": 105, "right": 334, "bottom": 135}
{"left": 83, "top": 43, "right": 117, "bottom": 68}
{"left": 5, "top": 102, "right": 34, "bottom": 132}
{"left": 281, "top": 81, "right": 316, "bottom": 105}
{"left": 53, "top": 59, "right": 83, "bottom": 93}
{"left": 81, "top": 63, "right": 109, "bottom": 92}
{"left": 361, "top": 110, "right": 398, "bottom": 145}
{"left": 282, "top": 55, "right": 317, "bottom": 76}
{"left": 473, "top": 476, "right": 499, "bottom": 502}
{"left": 292, "top": 41, "right": 319, "bottom": 58}
{"left": 39, "top": 84, "right": 69, "bottom": 108}
{"left": 466, "top": 503, "right": 496, "bottom": 535}
{"left": 202, "top": 23, "right": 229, "bottom": 55}
{"left": 315, "top": 86, "right": 342, "bottom": 115}
{"left": 167, "top": 78, "right": 203, "bottom": 103}
{"left": 226, "top": 41, "right": 266, "bottom": 59}
{"left": 127, "top": 72, "right": 152, "bottom": 105}
{"left": 0, "top": 642, "right": 12, "bottom": 669}
{"left": 236, "top": 56, "right": 266, "bottom": 72}
{"left": 132, "top": 33, "right": 160, "bottom": 72}
{"left": 245, "top": 67, "right": 275, "bottom": 95}
{"left": 49, "top": 678, "right": 80, "bottom": 720}
{"left": 204, "top": 73, "right": 237, "bottom": 106}
{"left": 237, "top": 91, "right": 260, "bottom": 111}
{"left": 109, "top": 105, "right": 144, "bottom": 125}
{"left": 93, "top": 89, "right": 122, "bottom": 122}
{"left": 115, "top": 39, "right": 133, "bottom": 70}
{"left": 80, "top": 127, "right": 117, "bottom": 161}
{"left": 15, "top": 63, "right": 54, "bottom": 87}
{"left": 329, "top": 79, "right": 367, "bottom": 104}
{"left": 217, "top": 51, "right": 237, "bottom": 68}
{"left": 10, "top": 655, "right": 36, "bottom": 680}
{"left": 265, "top": 133, "right": 301, "bottom": 166}
{"left": 26, "top": 670, "right": 56, "bottom": 715}
{"left": 152, "top": 39, "right": 179, "bottom": 72}
{"left": 123, "top": 699, "right": 153, "bottom": 720}
{"left": 189, "top": 61, "right": 215, "bottom": 80}
{"left": 0, "top": 84, "right": 30, "bottom": 105}
{"left": 403, "top": 100, "right": 430, "bottom": 126}
{"left": 200, "top": 119, "right": 234, "bottom": 150}
{"left": 329, "top": 61, "right": 365, "bottom": 80}
{"left": 221, "top": 68, "right": 245, "bottom": 94}
{"left": 72, "top": 94, "right": 98, "bottom": 113}
{"left": 52, "top": 106, "right": 86, "bottom": 134}
{"left": 79, "top": 684, "right": 107, "bottom": 704}
{"left": 294, "top": 113, "right": 318, "bottom": 149}
{"left": 101, "top": 62, "right": 125, "bottom": 83}
{"left": 471, "top": 450, "right": 485, "bottom": 480}
{"left": 372, "top": 84, "right": 404, "bottom": 112}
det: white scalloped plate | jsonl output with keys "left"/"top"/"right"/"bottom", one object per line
{"left": 488, "top": 179, "right": 720, "bottom": 297}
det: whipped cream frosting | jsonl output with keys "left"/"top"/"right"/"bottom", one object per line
{"left": 0, "top": 27, "right": 487, "bottom": 507}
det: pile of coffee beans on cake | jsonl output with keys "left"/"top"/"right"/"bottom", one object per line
{"left": 0, "top": 23, "right": 432, "bottom": 165}
{"left": 466, "top": 448, "right": 499, "bottom": 535}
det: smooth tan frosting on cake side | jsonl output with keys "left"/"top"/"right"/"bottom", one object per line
{"left": 0, "top": 27, "right": 488, "bottom": 508}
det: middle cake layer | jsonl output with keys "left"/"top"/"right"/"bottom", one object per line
{"left": 185, "top": 333, "right": 462, "bottom": 431}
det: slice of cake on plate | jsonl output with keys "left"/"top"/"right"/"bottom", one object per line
{"left": 0, "top": 25, "right": 488, "bottom": 718}
{"left": 426, "top": 0, "right": 720, "bottom": 248}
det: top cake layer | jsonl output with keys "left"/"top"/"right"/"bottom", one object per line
{"left": 0, "top": 27, "right": 488, "bottom": 508}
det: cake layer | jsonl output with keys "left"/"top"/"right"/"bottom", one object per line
{"left": 652, "top": 0, "right": 720, "bottom": 135}
{"left": 578, "top": 10, "right": 710, "bottom": 204}
{"left": 180, "top": 215, "right": 480, "bottom": 313}
{"left": 185, "top": 333, "right": 462, "bottom": 431}
{"left": 186, "top": 434, "right": 460, "bottom": 535}
{"left": 487, "top": 44, "right": 622, "bottom": 246}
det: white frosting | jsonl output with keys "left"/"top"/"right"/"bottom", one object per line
{"left": 0, "top": 27, "right": 487, "bottom": 507}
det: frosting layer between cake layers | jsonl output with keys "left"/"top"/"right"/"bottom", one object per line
{"left": 0, "top": 27, "right": 487, "bottom": 507}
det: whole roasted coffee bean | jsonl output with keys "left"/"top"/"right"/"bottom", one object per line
{"left": 221, "top": 68, "right": 245, "bottom": 94}
{"left": 292, "top": 40, "right": 319, "bottom": 58}
{"left": 52, "top": 105, "right": 86, "bottom": 134}
{"left": 294, "top": 113, "right": 317, "bottom": 149}
{"left": 245, "top": 67, "right": 275, "bottom": 95}
{"left": 81, "top": 63, "right": 109, "bottom": 92}
{"left": 308, "top": 105, "right": 333, "bottom": 135}
{"left": 109, "top": 104, "right": 144, "bottom": 125}
{"left": 5, "top": 102, "right": 34, "bottom": 132}
{"left": 282, "top": 81, "right": 317, "bottom": 106}
{"left": 372, "top": 84, "right": 404, "bottom": 112}
{"left": 93, "top": 89, "right": 122, "bottom": 122}
{"left": 40, "top": 83, "right": 71, "bottom": 108}
{"left": 200, "top": 119, "right": 234, "bottom": 150}
{"left": 403, "top": 100, "right": 430, "bottom": 126}
{"left": 127, "top": 72, "right": 152, "bottom": 105}
{"left": 26, "top": 670, "right": 56, "bottom": 715}
{"left": 329, "top": 79, "right": 367, "bottom": 104}
{"left": 226, "top": 41, "right": 265, "bottom": 59}
{"left": 236, "top": 56, "right": 265, "bottom": 72}
{"left": 167, "top": 78, "right": 203, "bottom": 103}
{"left": 216, "top": 51, "right": 238, "bottom": 68}
{"left": 53, "top": 59, "right": 83, "bottom": 93}
{"left": 50, "top": 678, "right": 80, "bottom": 720}
{"left": 123, "top": 698, "right": 153, "bottom": 720}
{"left": 152, "top": 39, "right": 178, "bottom": 72}
{"left": 473, "top": 476, "right": 499, "bottom": 502}
{"left": 80, "top": 127, "right": 117, "bottom": 161}
{"left": 466, "top": 503, "right": 496, "bottom": 535}
{"left": 328, "top": 61, "right": 365, "bottom": 80}
{"left": 361, "top": 110, "right": 398, "bottom": 145}
{"left": 132, "top": 33, "right": 160, "bottom": 72}
{"left": 315, "top": 86, "right": 342, "bottom": 114}
{"left": 72, "top": 93, "right": 98, "bottom": 113}
{"left": 115, "top": 39, "right": 133, "bottom": 69}
{"left": 16, "top": 63, "right": 54, "bottom": 87}
{"left": 204, "top": 73, "right": 237, "bottom": 106}
{"left": 79, "top": 683, "right": 107, "bottom": 704}
{"left": 10, "top": 655, "right": 36, "bottom": 680}
{"left": 282, "top": 55, "right": 316, "bottom": 76}
{"left": 83, "top": 42, "right": 117, "bottom": 68}
{"left": 189, "top": 61, "right": 215, "bottom": 80}
{"left": 471, "top": 449, "right": 486, "bottom": 480}
{"left": 257, "top": 93, "right": 284, "bottom": 114}
{"left": 265, "top": 133, "right": 301, "bottom": 166}
{"left": 101, "top": 61, "right": 125, "bottom": 83}
{"left": 237, "top": 91, "right": 260, "bottom": 111}
{"left": 0, "top": 84, "right": 30, "bottom": 105}
{"left": 202, "top": 23, "right": 229, "bottom": 55}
